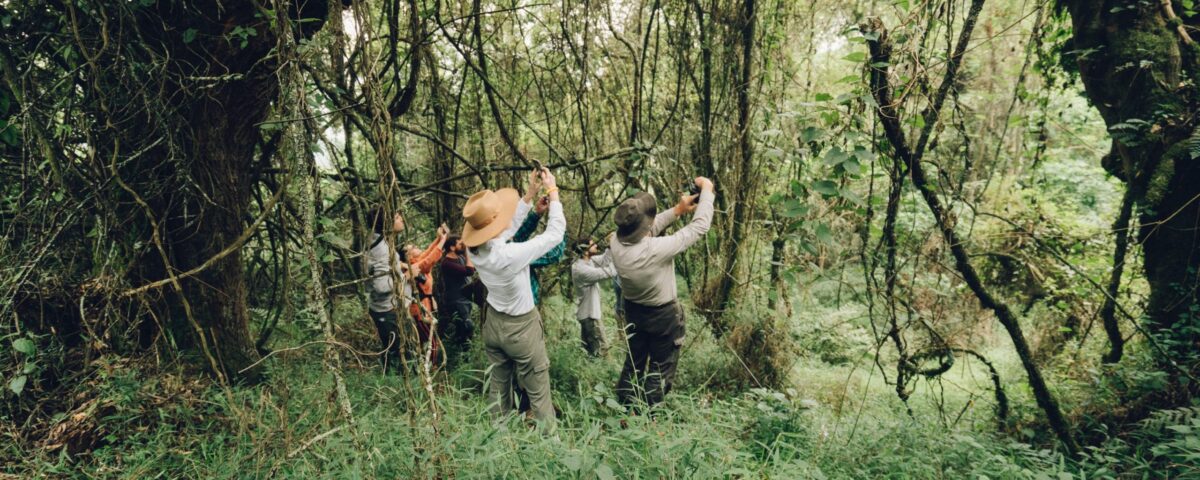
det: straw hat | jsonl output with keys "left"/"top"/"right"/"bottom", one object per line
{"left": 461, "top": 188, "right": 521, "bottom": 247}
{"left": 614, "top": 192, "right": 657, "bottom": 243}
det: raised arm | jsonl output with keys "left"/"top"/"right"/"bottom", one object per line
{"left": 412, "top": 233, "right": 445, "bottom": 274}
{"left": 651, "top": 178, "right": 716, "bottom": 258}
{"left": 499, "top": 169, "right": 566, "bottom": 267}
{"left": 572, "top": 258, "right": 617, "bottom": 286}
{"left": 649, "top": 208, "right": 678, "bottom": 237}
{"left": 512, "top": 211, "right": 540, "bottom": 243}
{"left": 530, "top": 235, "right": 566, "bottom": 267}
{"left": 500, "top": 170, "right": 543, "bottom": 241}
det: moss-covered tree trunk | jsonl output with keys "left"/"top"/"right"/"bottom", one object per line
{"left": 137, "top": 1, "right": 329, "bottom": 380}
{"left": 1062, "top": 2, "right": 1200, "bottom": 372}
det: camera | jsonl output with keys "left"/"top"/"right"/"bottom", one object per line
{"left": 682, "top": 181, "right": 701, "bottom": 201}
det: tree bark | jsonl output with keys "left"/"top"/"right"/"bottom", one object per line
{"left": 1101, "top": 184, "right": 1135, "bottom": 363}
{"left": 143, "top": 1, "right": 330, "bottom": 380}
{"left": 700, "top": 0, "right": 757, "bottom": 336}
{"left": 1062, "top": 2, "right": 1200, "bottom": 368}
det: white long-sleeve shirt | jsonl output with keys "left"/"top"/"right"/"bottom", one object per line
{"left": 571, "top": 252, "right": 617, "bottom": 320}
{"left": 469, "top": 199, "right": 566, "bottom": 316}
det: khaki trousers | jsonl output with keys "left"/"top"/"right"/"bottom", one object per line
{"left": 482, "top": 305, "right": 555, "bottom": 424}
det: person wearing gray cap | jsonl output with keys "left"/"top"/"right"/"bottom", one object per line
{"left": 610, "top": 177, "right": 715, "bottom": 408}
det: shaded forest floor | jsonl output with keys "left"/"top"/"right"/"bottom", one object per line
{"left": 8, "top": 278, "right": 1197, "bottom": 478}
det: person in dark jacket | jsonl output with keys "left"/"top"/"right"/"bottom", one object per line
{"left": 439, "top": 234, "right": 477, "bottom": 363}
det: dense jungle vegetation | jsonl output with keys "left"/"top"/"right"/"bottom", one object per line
{"left": 3, "top": 0, "right": 1200, "bottom": 477}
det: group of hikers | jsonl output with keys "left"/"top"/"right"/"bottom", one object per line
{"left": 365, "top": 167, "right": 716, "bottom": 428}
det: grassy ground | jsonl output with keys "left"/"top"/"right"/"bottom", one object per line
{"left": 5, "top": 283, "right": 1109, "bottom": 479}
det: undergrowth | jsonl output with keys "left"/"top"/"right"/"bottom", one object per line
{"left": 3, "top": 294, "right": 1197, "bottom": 478}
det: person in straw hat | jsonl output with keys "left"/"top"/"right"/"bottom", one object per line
{"left": 462, "top": 168, "right": 565, "bottom": 426}
{"left": 610, "top": 176, "right": 715, "bottom": 409}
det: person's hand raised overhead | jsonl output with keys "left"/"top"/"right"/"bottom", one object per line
{"left": 675, "top": 192, "right": 699, "bottom": 216}
{"left": 524, "top": 168, "right": 543, "bottom": 202}
{"left": 541, "top": 168, "right": 559, "bottom": 201}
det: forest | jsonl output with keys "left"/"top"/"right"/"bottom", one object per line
{"left": 3, "top": 0, "right": 1200, "bottom": 477}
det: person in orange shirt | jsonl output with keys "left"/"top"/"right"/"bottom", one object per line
{"left": 401, "top": 224, "right": 449, "bottom": 366}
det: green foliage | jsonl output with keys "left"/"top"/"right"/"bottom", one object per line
{"left": 742, "top": 388, "right": 813, "bottom": 461}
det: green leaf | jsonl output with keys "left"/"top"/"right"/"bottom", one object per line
{"left": 852, "top": 145, "right": 876, "bottom": 163}
{"left": 815, "top": 223, "right": 833, "bottom": 245}
{"left": 0, "top": 122, "right": 16, "bottom": 147}
{"left": 823, "top": 146, "right": 849, "bottom": 167}
{"left": 182, "top": 28, "right": 197, "bottom": 44}
{"left": 9, "top": 375, "right": 26, "bottom": 395}
{"left": 800, "top": 126, "right": 824, "bottom": 144}
{"left": 562, "top": 454, "right": 583, "bottom": 471}
{"left": 811, "top": 180, "right": 839, "bottom": 196}
{"left": 814, "top": 93, "right": 833, "bottom": 102}
{"left": 782, "top": 199, "right": 809, "bottom": 218}
{"left": 595, "top": 463, "right": 616, "bottom": 480}
{"left": 12, "top": 338, "right": 34, "bottom": 356}
{"left": 842, "top": 51, "right": 866, "bottom": 63}
{"left": 910, "top": 114, "right": 926, "bottom": 129}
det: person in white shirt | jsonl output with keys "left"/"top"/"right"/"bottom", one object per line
{"left": 571, "top": 238, "right": 618, "bottom": 357}
{"left": 365, "top": 206, "right": 415, "bottom": 373}
{"left": 462, "top": 168, "right": 564, "bottom": 426}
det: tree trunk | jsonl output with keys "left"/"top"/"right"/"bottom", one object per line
{"left": 701, "top": 0, "right": 756, "bottom": 336}
{"left": 1062, "top": 2, "right": 1200, "bottom": 369}
{"left": 862, "top": 7, "right": 1079, "bottom": 453}
{"left": 426, "top": 45, "right": 457, "bottom": 225}
{"left": 1101, "top": 183, "right": 1134, "bottom": 363}
{"left": 147, "top": 1, "right": 330, "bottom": 381}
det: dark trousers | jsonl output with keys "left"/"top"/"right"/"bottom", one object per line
{"left": 616, "top": 301, "right": 685, "bottom": 408}
{"left": 443, "top": 299, "right": 475, "bottom": 350}
{"left": 370, "top": 309, "right": 402, "bottom": 372}
{"left": 444, "top": 297, "right": 475, "bottom": 364}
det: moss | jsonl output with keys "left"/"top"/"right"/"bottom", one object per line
{"left": 1108, "top": 27, "right": 1183, "bottom": 118}
{"left": 1142, "top": 150, "right": 1179, "bottom": 209}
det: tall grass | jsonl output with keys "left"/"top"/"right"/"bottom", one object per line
{"left": 7, "top": 295, "right": 1185, "bottom": 479}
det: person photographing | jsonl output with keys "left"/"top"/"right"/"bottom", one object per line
{"left": 438, "top": 234, "right": 476, "bottom": 364}
{"left": 399, "top": 225, "right": 448, "bottom": 366}
{"left": 462, "top": 168, "right": 565, "bottom": 428}
{"left": 571, "top": 237, "right": 619, "bottom": 357}
{"left": 365, "top": 207, "right": 416, "bottom": 373}
{"left": 610, "top": 177, "right": 715, "bottom": 409}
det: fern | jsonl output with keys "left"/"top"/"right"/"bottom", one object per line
{"left": 1188, "top": 128, "right": 1200, "bottom": 160}
{"left": 1138, "top": 406, "right": 1200, "bottom": 437}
